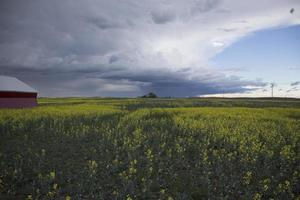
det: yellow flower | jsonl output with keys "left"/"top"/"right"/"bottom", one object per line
{"left": 243, "top": 171, "right": 252, "bottom": 185}
{"left": 50, "top": 171, "right": 55, "bottom": 179}
{"left": 253, "top": 193, "right": 262, "bottom": 200}
{"left": 26, "top": 195, "right": 33, "bottom": 200}
{"left": 66, "top": 195, "right": 71, "bottom": 200}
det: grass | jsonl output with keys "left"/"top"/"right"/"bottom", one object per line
{"left": 0, "top": 98, "right": 299, "bottom": 199}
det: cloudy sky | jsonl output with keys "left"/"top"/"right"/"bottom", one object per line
{"left": 0, "top": 0, "right": 299, "bottom": 97}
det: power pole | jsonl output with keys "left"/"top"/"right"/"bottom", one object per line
{"left": 270, "top": 83, "right": 274, "bottom": 98}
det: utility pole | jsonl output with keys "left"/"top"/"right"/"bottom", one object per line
{"left": 270, "top": 83, "right": 274, "bottom": 98}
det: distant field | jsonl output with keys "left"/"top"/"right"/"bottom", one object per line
{"left": 1, "top": 98, "right": 299, "bottom": 199}
{"left": 38, "top": 97, "right": 300, "bottom": 109}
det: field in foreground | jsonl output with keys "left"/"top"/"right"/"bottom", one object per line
{"left": 0, "top": 98, "right": 300, "bottom": 199}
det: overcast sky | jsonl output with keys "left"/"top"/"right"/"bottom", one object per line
{"left": 0, "top": 0, "right": 299, "bottom": 97}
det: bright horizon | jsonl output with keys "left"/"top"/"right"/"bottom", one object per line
{"left": 0, "top": 0, "right": 299, "bottom": 98}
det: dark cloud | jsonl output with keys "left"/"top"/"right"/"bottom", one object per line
{"left": 86, "top": 16, "right": 124, "bottom": 30}
{"left": 0, "top": 0, "right": 298, "bottom": 97}
{"left": 109, "top": 55, "right": 120, "bottom": 64}
{"left": 1, "top": 63, "right": 266, "bottom": 97}
{"left": 191, "top": 0, "right": 220, "bottom": 13}
{"left": 291, "top": 81, "right": 300, "bottom": 86}
{"left": 286, "top": 86, "right": 299, "bottom": 93}
{"left": 151, "top": 11, "right": 176, "bottom": 24}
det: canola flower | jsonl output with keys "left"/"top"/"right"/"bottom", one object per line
{"left": 0, "top": 98, "right": 299, "bottom": 199}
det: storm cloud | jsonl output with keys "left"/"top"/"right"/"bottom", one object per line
{"left": 0, "top": 0, "right": 299, "bottom": 97}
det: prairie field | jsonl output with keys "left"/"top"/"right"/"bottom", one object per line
{"left": 0, "top": 98, "right": 300, "bottom": 199}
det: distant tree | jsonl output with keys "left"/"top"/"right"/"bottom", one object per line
{"left": 140, "top": 92, "right": 158, "bottom": 98}
{"left": 147, "top": 92, "right": 157, "bottom": 98}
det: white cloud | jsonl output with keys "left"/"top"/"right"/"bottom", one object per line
{"left": 0, "top": 0, "right": 299, "bottom": 96}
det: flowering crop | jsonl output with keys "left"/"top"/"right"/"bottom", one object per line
{"left": 0, "top": 98, "right": 299, "bottom": 199}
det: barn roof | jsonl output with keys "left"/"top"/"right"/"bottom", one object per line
{"left": 0, "top": 75, "right": 37, "bottom": 93}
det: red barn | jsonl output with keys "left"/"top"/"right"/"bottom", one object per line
{"left": 0, "top": 76, "right": 38, "bottom": 108}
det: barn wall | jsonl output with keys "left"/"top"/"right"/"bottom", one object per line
{"left": 0, "top": 92, "right": 37, "bottom": 98}
{"left": 0, "top": 98, "right": 37, "bottom": 108}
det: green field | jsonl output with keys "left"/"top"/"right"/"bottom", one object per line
{"left": 1, "top": 98, "right": 300, "bottom": 199}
